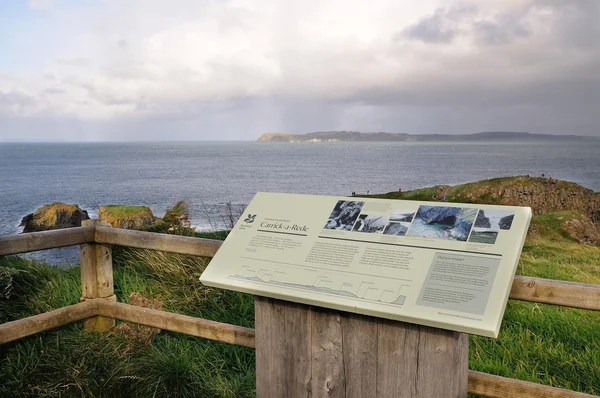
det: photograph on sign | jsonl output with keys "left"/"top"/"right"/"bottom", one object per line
{"left": 200, "top": 192, "right": 531, "bottom": 337}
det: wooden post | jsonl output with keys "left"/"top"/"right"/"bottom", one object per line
{"left": 255, "top": 297, "right": 469, "bottom": 398}
{"left": 80, "top": 219, "right": 116, "bottom": 332}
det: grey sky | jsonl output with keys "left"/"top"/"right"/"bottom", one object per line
{"left": 0, "top": 0, "right": 598, "bottom": 141}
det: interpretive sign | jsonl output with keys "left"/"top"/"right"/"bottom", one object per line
{"left": 200, "top": 193, "right": 531, "bottom": 337}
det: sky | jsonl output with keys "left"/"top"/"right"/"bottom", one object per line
{"left": 0, "top": 0, "right": 598, "bottom": 141}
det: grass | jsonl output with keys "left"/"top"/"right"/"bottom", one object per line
{"left": 0, "top": 212, "right": 599, "bottom": 396}
{"left": 99, "top": 205, "right": 156, "bottom": 230}
{"left": 99, "top": 205, "right": 153, "bottom": 217}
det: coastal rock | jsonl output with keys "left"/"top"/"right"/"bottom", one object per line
{"left": 560, "top": 215, "right": 600, "bottom": 246}
{"left": 499, "top": 214, "right": 514, "bottom": 230}
{"left": 451, "top": 218, "right": 473, "bottom": 241}
{"left": 20, "top": 202, "right": 90, "bottom": 233}
{"left": 420, "top": 206, "right": 461, "bottom": 225}
{"left": 98, "top": 205, "right": 155, "bottom": 229}
{"left": 474, "top": 210, "right": 491, "bottom": 228}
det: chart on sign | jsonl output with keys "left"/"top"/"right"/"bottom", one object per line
{"left": 200, "top": 192, "right": 531, "bottom": 337}
{"left": 230, "top": 260, "right": 408, "bottom": 306}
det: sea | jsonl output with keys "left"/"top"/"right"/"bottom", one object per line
{"left": 1, "top": 140, "right": 599, "bottom": 264}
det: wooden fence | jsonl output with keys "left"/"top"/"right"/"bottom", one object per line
{"left": 0, "top": 222, "right": 598, "bottom": 397}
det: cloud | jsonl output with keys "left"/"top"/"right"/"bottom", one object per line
{"left": 400, "top": 6, "right": 476, "bottom": 44}
{"left": 1, "top": 0, "right": 599, "bottom": 139}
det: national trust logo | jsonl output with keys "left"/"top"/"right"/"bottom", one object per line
{"left": 243, "top": 214, "right": 257, "bottom": 224}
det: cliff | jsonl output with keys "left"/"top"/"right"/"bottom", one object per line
{"left": 20, "top": 203, "right": 90, "bottom": 233}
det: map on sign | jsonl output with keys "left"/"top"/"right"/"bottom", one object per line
{"left": 200, "top": 193, "right": 531, "bottom": 338}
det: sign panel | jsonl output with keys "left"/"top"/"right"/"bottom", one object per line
{"left": 200, "top": 193, "right": 531, "bottom": 337}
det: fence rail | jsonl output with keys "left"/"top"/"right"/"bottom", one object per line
{"left": 0, "top": 225, "right": 598, "bottom": 398}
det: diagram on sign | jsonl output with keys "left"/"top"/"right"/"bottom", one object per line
{"left": 229, "top": 260, "right": 408, "bottom": 306}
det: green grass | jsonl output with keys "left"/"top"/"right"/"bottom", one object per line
{"left": 100, "top": 205, "right": 152, "bottom": 217}
{"left": 0, "top": 251, "right": 255, "bottom": 398}
{"left": 1, "top": 212, "right": 599, "bottom": 396}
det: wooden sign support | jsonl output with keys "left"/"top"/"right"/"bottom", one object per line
{"left": 255, "top": 296, "right": 468, "bottom": 398}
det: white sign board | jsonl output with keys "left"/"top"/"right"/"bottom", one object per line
{"left": 200, "top": 193, "right": 531, "bottom": 337}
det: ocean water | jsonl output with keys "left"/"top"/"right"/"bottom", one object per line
{"left": 1, "top": 140, "right": 599, "bottom": 264}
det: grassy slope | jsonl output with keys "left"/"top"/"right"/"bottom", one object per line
{"left": 1, "top": 213, "right": 599, "bottom": 396}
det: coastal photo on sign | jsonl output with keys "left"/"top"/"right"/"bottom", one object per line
{"left": 352, "top": 214, "right": 389, "bottom": 233}
{"left": 469, "top": 228, "right": 499, "bottom": 244}
{"left": 407, "top": 205, "right": 478, "bottom": 241}
{"left": 383, "top": 222, "right": 410, "bottom": 236}
{"left": 323, "top": 200, "right": 364, "bottom": 231}
{"left": 390, "top": 209, "right": 415, "bottom": 222}
{"left": 475, "top": 209, "right": 515, "bottom": 230}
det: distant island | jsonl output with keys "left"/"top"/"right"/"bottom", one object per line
{"left": 256, "top": 131, "right": 598, "bottom": 142}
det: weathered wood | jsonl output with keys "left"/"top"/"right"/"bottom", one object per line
{"left": 255, "top": 297, "right": 311, "bottom": 398}
{"left": 0, "top": 300, "right": 97, "bottom": 344}
{"left": 376, "top": 319, "right": 420, "bottom": 396}
{"left": 80, "top": 220, "right": 115, "bottom": 332}
{"left": 93, "top": 226, "right": 222, "bottom": 257}
{"left": 342, "top": 313, "right": 378, "bottom": 397}
{"left": 376, "top": 320, "right": 469, "bottom": 397}
{"left": 96, "top": 300, "right": 255, "bottom": 348}
{"left": 0, "top": 226, "right": 94, "bottom": 256}
{"left": 510, "top": 275, "right": 600, "bottom": 311}
{"left": 254, "top": 298, "right": 469, "bottom": 397}
{"left": 310, "top": 307, "right": 346, "bottom": 398}
{"left": 416, "top": 325, "right": 469, "bottom": 397}
{"left": 468, "top": 370, "right": 597, "bottom": 398}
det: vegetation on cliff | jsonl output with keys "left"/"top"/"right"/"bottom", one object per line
{"left": 19, "top": 202, "right": 89, "bottom": 233}
{"left": 98, "top": 205, "right": 156, "bottom": 229}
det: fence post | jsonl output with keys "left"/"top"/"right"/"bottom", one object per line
{"left": 255, "top": 297, "right": 469, "bottom": 397}
{"left": 80, "top": 219, "right": 116, "bottom": 332}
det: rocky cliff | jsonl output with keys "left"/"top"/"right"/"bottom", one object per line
{"left": 446, "top": 177, "right": 600, "bottom": 222}
{"left": 20, "top": 203, "right": 90, "bottom": 233}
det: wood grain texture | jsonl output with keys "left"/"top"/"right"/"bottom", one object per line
{"left": 93, "top": 226, "right": 222, "bottom": 257}
{"left": 0, "top": 226, "right": 94, "bottom": 256}
{"left": 376, "top": 319, "right": 420, "bottom": 396}
{"left": 342, "top": 313, "right": 378, "bottom": 398}
{"left": 254, "top": 298, "right": 468, "bottom": 398}
{"left": 310, "top": 307, "right": 346, "bottom": 398}
{"left": 97, "top": 300, "right": 255, "bottom": 348}
{"left": 80, "top": 220, "right": 115, "bottom": 332}
{"left": 0, "top": 300, "right": 97, "bottom": 344}
{"left": 416, "top": 326, "right": 469, "bottom": 397}
{"left": 255, "top": 297, "right": 311, "bottom": 398}
{"left": 510, "top": 275, "right": 600, "bottom": 311}
{"left": 468, "top": 370, "right": 597, "bottom": 398}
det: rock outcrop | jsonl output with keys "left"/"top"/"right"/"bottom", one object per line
{"left": 448, "top": 176, "right": 600, "bottom": 222}
{"left": 499, "top": 214, "right": 515, "bottom": 230}
{"left": 98, "top": 205, "right": 155, "bottom": 229}
{"left": 474, "top": 210, "right": 491, "bottom": 228}
{"left": 560, "top": 214, "right": 600, "bottom": 245}
{"left": 20, "top": 202, "right": 90, "bottom": 233}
